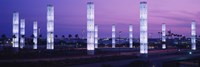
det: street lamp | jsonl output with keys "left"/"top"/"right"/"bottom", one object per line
{"left": 118, "top": 31, "right": 122, "bottom": 55}
{"left": 119, "top": 31, "right": 122, "bottom": 47}
{"left": 82, "top": 29, "right": 85, "bottom": 39}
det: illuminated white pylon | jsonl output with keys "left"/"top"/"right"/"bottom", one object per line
{"left": 140, "top": 1, "right": 148, "bottom": 54}
{"left": 162, "top": 23, "right": 166, "bottom": 49}
{"left": 33, "top": 21, "right": 38, "bottom": 49}
{"left": 191, "top": 21, "right": 196, "bottom": 50}
{"left": 13, "top": 12, "right": 19, "bottom": 48}
{"left": 129, "top": 24, "right": 133, "bottom": 48}
{"left": 20, "top": 19, "right": 25, "bottom": 49}
{"left": 87, "top": 2, "right": 95, "bottom": 55}
{"left": 47, "top": 5, "right": 54, "bottom": 49}
{"left": 94, "top": 25, "right": 98, "bottom": 48}
{"left": 112, "top": 24, "right": 116, "bottom": 48}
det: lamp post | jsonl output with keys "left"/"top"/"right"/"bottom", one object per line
{"left": 119, "top": 31, "right": 122, "bottom": 55}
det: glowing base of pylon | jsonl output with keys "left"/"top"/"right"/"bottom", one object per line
{"left": 112, "top": 45, "right": 115, "bottom": 48}
{"left": 140, "top": 43, "right": 148, "bottom": 54}
{"left": 129, "top": 44, "right": 133, "bottom": 48}
{"left": 192, "top": 44, "right": 196, "bottom": 50}
{"left": 33, "top": 45, "right": 37, "bottom": 49}
{"left": 162, "top": 44, "right": 166, "bottom": 49}
{"left": 20, "top": 45, "right": 24, "bottom": 49}
{"left": 47, "top": 44, "right": 54, "bottom": 49}
{"left": 87, "top": 50, "right": 95, "bottom": 55}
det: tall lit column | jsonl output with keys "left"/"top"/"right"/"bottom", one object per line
{"left": 47, "top": 5, "right": 54, "bottom": 49}
{"left": 112, "top": 24, "right": 116, "bottom": 48}
{"left": 33, "top": 21, "right": 38, "bottom": 49}
{"left": 87, "top": 2, "right": 95, "bottom": 55}
{"left": 20, "top": 19, "right": 25, "bottom": 49}
{"left": 129, "top": 24, "right": 133, "bottom": 48}
{"left": 38, "top": 27, "right": 41, "bottom": 35}
{"left": 162, "top": 23, "right": 166, "bottom": 49}
{"left": 94, "top": 25, "right": 98, "bottom": 48}
{"left": 13, "top": 12, "right": 19, "bottom": 48}
{"left": 191, "top": 21, "right": 196, "bottom": 50}
{"left": 140, "top": 1, "right": 148, "bottom": 54}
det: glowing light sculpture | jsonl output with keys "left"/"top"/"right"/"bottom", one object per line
{"left": 129, "top": 24, "right": 133, "bottom": 48}
{"left": 191, "top": 21, "right": 196, "bottom": 50}
{"left": 140, "top": 1, "right": 148, "bottom": 54}
{"left": 87, "top": 2, "right": 95, "bottom": 55}
{"left": 94, "top": 25, "right": 98, "bottom": 48}
{"left": 33, "top": 21, "right": 38, "bottom": 49}
{"left": 112, "top": 24, "right": 116, "bottom": 48}
{"left": 162, "top": 23, "right": 166, "bottom": 49}
{"left": 20, "top": 19, "right": 25, "bottom": 49}
{"left": 13, "top": 12, "right": 19, "bottom": 48}
{"left": 47, "top": 5, "right": 54, "bottom": 49}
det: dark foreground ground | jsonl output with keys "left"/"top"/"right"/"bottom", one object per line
{"left": 0, "top": 46, "right": 200, "bottom": 67}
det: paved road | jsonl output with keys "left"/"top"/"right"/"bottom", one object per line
{"left": 70, "top": 49, "right": 200, "bottom": 67}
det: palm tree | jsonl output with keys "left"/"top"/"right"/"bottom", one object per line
{"left": 38, "top": 34, "right": 42, "bottom": 45}
{"left": 31, "top": 34, "right": 34, "bottom": 39}
{"left": 158, "top": 32, "right": 162, "bottom": 40}
{"left": 75, "top": 34, "right": 79, "bottom": 39}
{"left": 167, "top": 30, "right": 172, "bottom": 39}
{"left": 31, "top": 34, "right": 34, "bottom": 45}
{"left": 55, "top": 35, "right": 58, "bottom": 39}
{"left": 12, "top": 35, "right": 16, "bottom": 38}
{"left": 75, "top": 34, "right": 79, "bottom": 47}
{"left": 68, "top": 34, "right": 72, "bottom": 44}
{"left": 61, "top": 35, "right": 65, "bottom": 45}
{"left": 68, "top": 34, "right": 72, "bottom": 39}
{"left": 39, "top": 34, "right": 42, "bottom": 39}
{"left": 12, "top": 35, "right": 16, "bottom": 45}
{"left": 62, "top": 35, "right": 65, "bottom": 39}
{"left": 21, "top": 35, "right": 25, "bottom": 44}
{"left": 21, "top": 35, "right": 25, "bottom": 38}
{"left": 1, "top": 34, "right": 7, "bottom": 45}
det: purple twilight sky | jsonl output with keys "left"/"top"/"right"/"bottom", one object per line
{"left": 0, "top": 0, "right": 200, "bottom": 38}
